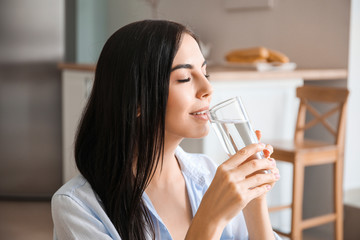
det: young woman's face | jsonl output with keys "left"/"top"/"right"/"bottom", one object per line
{"left": 165, "top": 34, "right": 213, "bottom": 141}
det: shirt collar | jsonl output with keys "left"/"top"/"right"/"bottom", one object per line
{"left": 175, "top": 146, "right": 210, "bottom": 187}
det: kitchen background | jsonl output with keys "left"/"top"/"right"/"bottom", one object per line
{"left": 0, "top": 0, "right": 63, "bottom": 197}
{"left": 0, "top": 0, "right": 359, "bottom": 239}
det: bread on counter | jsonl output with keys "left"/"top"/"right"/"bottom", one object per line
{"left": 225, "top": 47, "right": 289, "bottom": 63}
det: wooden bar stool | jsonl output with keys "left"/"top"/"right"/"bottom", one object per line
{"left": 268, "top": 85, "right": 349, "bottom": 240}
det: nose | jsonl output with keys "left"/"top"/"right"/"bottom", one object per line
{"left": 196, "top": 73, "right": 213, "bottom": 99}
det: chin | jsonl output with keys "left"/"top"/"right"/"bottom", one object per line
{"left": 187, "top": 127, "right": 210, "bottom": 139}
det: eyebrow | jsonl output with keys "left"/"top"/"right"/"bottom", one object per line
{"left": 171, "top": 60, "right": 207, "bottom": 72}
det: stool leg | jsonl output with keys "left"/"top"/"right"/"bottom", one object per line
{"left": 334, "top": 156, "right": 344, "bottom": 240}
{"left": 291, "top": 159, "right": 304, "bottom": 240}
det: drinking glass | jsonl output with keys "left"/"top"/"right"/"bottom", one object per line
{"left": 207, "top": 96, "right": 266, "bottom": 161}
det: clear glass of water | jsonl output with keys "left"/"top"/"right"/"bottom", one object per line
{"left": 207, "top": 96, "right": 265, "bottom": 160}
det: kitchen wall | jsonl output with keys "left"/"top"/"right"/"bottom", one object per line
{"left": 76, "top": 0, "right": 107, "bottom": 63}
{"left": 0, "top": 0, "right": 63, "bottom": 63}
{"left": 345, "top": 0, "right": 360, "bottom": 200}
{"left": 106, "top": 0, "right": 350, "bottom": 69}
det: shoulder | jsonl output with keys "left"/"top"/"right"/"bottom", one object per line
{"left": 52, "top": 175, "right": 101, "bottom": 214}
{"left": 51, "top": 175, "right": 119, "bottom": 239}
{"left": 53, "top": 175, "right": 89, "bottom": 199}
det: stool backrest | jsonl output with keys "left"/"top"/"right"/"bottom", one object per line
{"left": 294, "top": 85, "right": 349, "bottom": 148}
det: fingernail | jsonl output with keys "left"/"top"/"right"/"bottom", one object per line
{"left": 268, "top": 158, "right": 275, "bottom": 165}
{"left": 275, "top": 173, "right": 280, "bottom": 179}
{"left": 266, "top": 185, "right": 272, "bottom": 190}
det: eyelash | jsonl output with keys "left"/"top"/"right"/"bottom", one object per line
{"left": 178, "top": 78, "right": 191, "bottom": 83}
{"left": 177, "top": 74, "right": 210, "bottom": 83}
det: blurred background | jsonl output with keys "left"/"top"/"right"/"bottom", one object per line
{"left": 0, "top": 0, "right": 359, "bottom": 239}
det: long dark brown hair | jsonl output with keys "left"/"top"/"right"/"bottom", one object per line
{"left": 74, "top": 20, "right": 198, "bottom": 239}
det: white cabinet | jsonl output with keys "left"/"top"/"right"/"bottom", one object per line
{"left": 62, "top": 70, "right": 94, "bottom": 182}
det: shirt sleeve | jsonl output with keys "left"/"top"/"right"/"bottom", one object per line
{"left": 52, "top": 194, "right": 115, "bottom": 240}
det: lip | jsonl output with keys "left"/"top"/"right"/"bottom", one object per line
{"left": 189, "top": 106, "right": 210, "bottom": 121}
{"left": 190, "top": 106, "right": 209, "bottom": 114}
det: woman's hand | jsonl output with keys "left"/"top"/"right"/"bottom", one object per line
{"left": 240, "top": 130, "right": 279, "bottom": 240}
{"left": 254, "top": 130, "right": 280, "bottom": 201}
{"left": 188, "top": 143, "right": 279, "bottom": 238}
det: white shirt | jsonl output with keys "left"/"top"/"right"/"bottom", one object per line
{"left": 52, "top": 147, "right": 281, "bottom": 239}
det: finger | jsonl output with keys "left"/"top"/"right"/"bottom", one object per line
{"left": 243, "top": 171, "right": 280, "bottom": 190}
{"left": 266, "top": 144, "right": 274, "bottom": 154}
{"left": 263, "top": 144, "right": 274, "bottom": 158}
{"left": 272, "top": 168, "right": 279, "bottom": 175}
{"left": 264, "top": 162, "right": 279, "bottom": 186}
{"left": 269, "top": 165, "right": 279, "bottom": 175}
{"left": 223, "top": 143, "right": 266, "bottom": 169}
{"left": 247, "top": 184, "right": 272, "bottom": 200}
{"left": 231, "top": 158, "right": 276, "bottom": 179}
{"left": 255, "top": 130, "right": 261, "bottom": 141}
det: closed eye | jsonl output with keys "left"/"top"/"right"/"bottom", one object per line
{"left": 177, "top": 77, "right": 191, "bottom": 83}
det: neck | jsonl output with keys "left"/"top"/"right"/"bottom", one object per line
{"left": 148, "top": 134, "right": 183, "bottom": 188}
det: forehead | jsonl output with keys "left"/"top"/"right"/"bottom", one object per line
{"left": 172, "top": 34, "right": 204, "bottom": 65}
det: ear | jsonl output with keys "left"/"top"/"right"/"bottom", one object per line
{"left": 137, "top": 106, "right": 141, "bottom": 117}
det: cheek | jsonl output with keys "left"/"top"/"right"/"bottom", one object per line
{"left": 165, "top": 91, "right": 190, "bottom": 129}
{"left": 167, "top": 87, "right": 192, "bottom": 114}
{"left": 165, "top": 98, "right": 188, "bottom": 124}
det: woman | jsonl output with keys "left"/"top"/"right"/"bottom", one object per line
{"left": 52, "top": 20, "right": 281, "bottom": 240}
